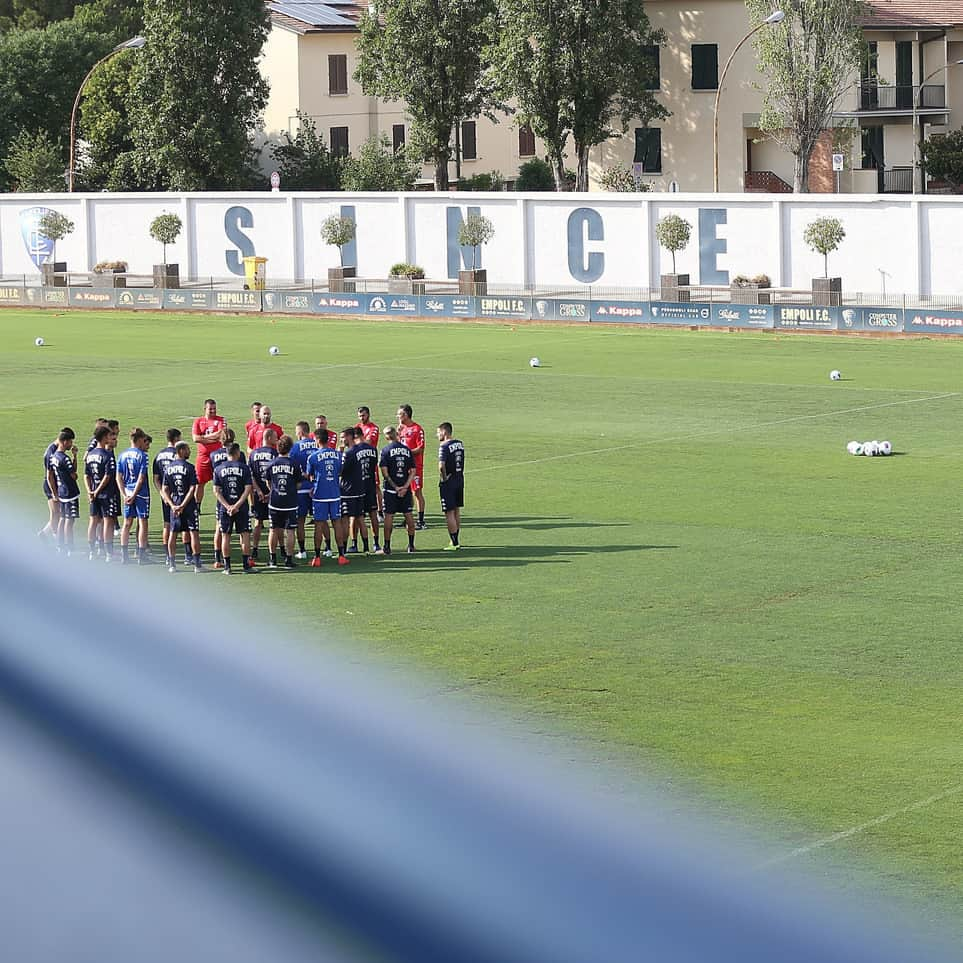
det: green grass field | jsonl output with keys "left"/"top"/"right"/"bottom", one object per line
{"left": 5, "top": 307, "right": 963, "bottom": 921}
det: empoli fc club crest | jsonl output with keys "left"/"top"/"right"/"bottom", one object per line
{"left": 20, "top": 206, "right": 56, "bottom": 269}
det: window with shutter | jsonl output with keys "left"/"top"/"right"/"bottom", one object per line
{"left": 461, "top": 121, "right": 477, "bottom": 160}
{"left": 330, "top": 126, "right": 349, "bottom": 158}
{"left": 633, "top": 128, "right": 662, "bottom": 173}
{"left": 691, "top": 44, "right": 718, "bottom": 90}
{"left": 392, "top": 124, "right": 406, "bottom": 153}
{"left": 518, "top": 124, "right": 536, "bottom": 157}
{"left": 642, "top": 45, "right": 660, "bottom": 90}
{"left": 328, "top": 55, "right": 348, "bottom": 95}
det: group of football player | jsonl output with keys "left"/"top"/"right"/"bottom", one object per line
{"left": 41, "top": 401, "right": 466, "bottom": 574}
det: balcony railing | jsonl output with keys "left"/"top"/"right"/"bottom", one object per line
{"left": 881, "top": 166, "right": 913, "bottom": 193}
{"left": 857, "top": 83, "right": 946, "bottom": 111}
{"left": 743, "top": 170, "right": 792, "bottom": 193}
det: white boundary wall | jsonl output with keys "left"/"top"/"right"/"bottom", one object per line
{"left": 2, "top": 191, "right": 961, "bottom": 296}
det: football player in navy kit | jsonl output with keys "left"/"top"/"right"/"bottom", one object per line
{"left": 267, "top": 434, "right": 302, "bottom": 569}
{"left": 209, "top": 427, "right": 242, "bottom": 567}
{"left": 339, "top": 427, "right": 366, "bottom": 555}
{"left": 47, "top": 430, "right": 81, "bottom": 554}
{"left": 348, "top": 426, "right": 381, "bottom": 554}
{"left": 84, "top": 425, "right": 119, "bottom": 561}
{"left": 153, "top": 428, "right": 183, "bottom": 567}
{"left": 41, "top": 427, "right": 74, "bottom": 541}
{"left": 213, "top": 443, "right": 253, "bottom": 575}
{"left": 249, "top": 427, "right": 279, "bottom": 563}
{"left": 161, "top": 442, "right": 201, "bottom": 573}
{"left": 437, "top": 422, "right": 465, "bottom": 550}
{"left": 379, "top": 425, "right": 416, "bottom": 555}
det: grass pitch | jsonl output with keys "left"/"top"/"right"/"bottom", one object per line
{"left": 4, "top": 307, "right": 963, "bottom": 918}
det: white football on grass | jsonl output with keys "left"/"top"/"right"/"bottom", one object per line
{"left": 35, "top": 337, "right": 44, "bottom": 346}
{"left": 830, "top": 369, "right": 841, "bottom": 381}
{"left": 529, "top": 357, "right": 540, "bottom": 367}
{"left": 269, "top": 345, "right": 280, "bottom": 356}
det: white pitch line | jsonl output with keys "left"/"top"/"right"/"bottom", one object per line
{"left": 474, "top": 391, "right": 960, "bottom": 473}
{"left": 756, "top": 783, "right": 963, "bottom": 869}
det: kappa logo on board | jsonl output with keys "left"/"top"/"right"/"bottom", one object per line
{"left": 19, "top": 206, "right": 55, "bottom": 269}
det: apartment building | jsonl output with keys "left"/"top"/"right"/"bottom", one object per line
{"left": 258, "top": 0, "right": 963, "bottom": 193}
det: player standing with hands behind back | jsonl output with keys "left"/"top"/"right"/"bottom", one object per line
{"left": 437, "top": 422, "right": 465, "bottom": 550}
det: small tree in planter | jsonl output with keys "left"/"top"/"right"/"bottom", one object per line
{"left": 388, "top": 262, "right": 427, "bottom": 294}
{"left": 730, "top": 272, "right": 772, "bottom": 305}
{"left": 655, "top": 214, "right": 692, "bottom": 302}
{"left": 321, "top": 214, "right": 357, "bottom": 291}
{"left": 456, "top": 213, "right": 494, "bottom": 294}
{"left": 38, "top": 210, "right": 74, "bottom": 286}
{"left": 804, "top": 216, "right": 845, "bottom": 305}
{"left": 150, "top": 213, "right": 183, "bottom": 289}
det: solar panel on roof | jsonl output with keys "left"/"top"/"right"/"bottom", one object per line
{"left": 269, "top": 1, "right": 354, "bottom": 26}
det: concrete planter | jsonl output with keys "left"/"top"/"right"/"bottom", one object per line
{"left": 41, "top": 261, "right": 67, "bottom": 287}
{"left": 812, "top": 277, "right": 842, "bottom": 307}
{"left": 458, "top": 269, "right": 487, "bottom": 295}
{"left": 730, "top": 283, "right": 771, "bottom": 305}
{"left": 660, "top": 273, "right": 690, "bottom": 303}
{"left": 93, "top": 271, "right": 127, "bottom": 288}
{"left": 388, "top": 277, "right": 426, "bottom": 295}
{"left": 329, "top": 266, "right": 357, "bottom": 293}
{"left": 153, "top": 264, "right": 180, "bottom": 289}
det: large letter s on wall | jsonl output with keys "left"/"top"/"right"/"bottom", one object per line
{"left": 225, "top": 206, "right": 255, "bottom": 276}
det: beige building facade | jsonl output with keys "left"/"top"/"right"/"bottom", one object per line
{"left": 259, "top": 0, "right": 963, "bottom": 193}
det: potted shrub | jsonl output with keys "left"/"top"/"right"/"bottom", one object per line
{"left": 93, "top": 260, "right": 128, "bottom": 288}
{"left": 456, "top": 213, "right": 494, "bottom": 294}
{"left": 38, "top": 210, "right": 74, "bottom": 286}
{"left": 321, "top": 214, "right": 357, "bottom": 292}
{"left": 655, "top": 214, "right": 691, "bottom": 302}
{"left": 730, "top": 273, "right": 771, "bottom": 305}
{"left": 388, "top": 262, "right": 427, "bottom": 295}
{"left": 150, "top": 213, "right": 182, "bottom": 289}
{"left": 804, "top": 216, "right": 845, "bottom": 306}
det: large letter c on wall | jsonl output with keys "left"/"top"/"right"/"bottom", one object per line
{"left": 567, "top": 208, "right": 604, "bottom": 283}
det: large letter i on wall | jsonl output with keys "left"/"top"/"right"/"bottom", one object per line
{"left": 567, "top": 208, "right": 604, "bottom": 283}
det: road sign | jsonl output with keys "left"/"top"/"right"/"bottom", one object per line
{"left": 831, "top": 153, "right": 844, "bottom": 172}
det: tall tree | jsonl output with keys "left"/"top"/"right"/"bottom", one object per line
{"left": 490, "top": 0, "right": 666, "bottom": 191}
{"left": 487, "top": 3, "right": 572, "bottom": 189}
{"left": 0, "top": 0, "right": 79, "bottom": 34}
{"left": 746, "top": 0, "right": 863, "bottom": 192}
{"left": 356, "top": 0, "right": 498, "bottom": 190}
{"left": 128, "top": 0, "right": 270, "bottom": 190}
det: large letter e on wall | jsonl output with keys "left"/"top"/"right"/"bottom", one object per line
{"left": 567, "top": 208, "right": 604, "bottom": 283}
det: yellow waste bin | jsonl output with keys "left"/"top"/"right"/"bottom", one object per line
{"left": 243, "top": 256, "right": 267, "bottom": 291}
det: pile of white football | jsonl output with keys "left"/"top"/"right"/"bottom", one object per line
{"left": 847, "top": 440, "right": 892, "bottom": 457}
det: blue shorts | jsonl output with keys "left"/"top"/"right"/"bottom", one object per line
{"left": 312, "top": 499, "right": 341, "bottom": 522}
{"left": 383, "top": 489, "right": 413, "bottom": 516}
{"left": 91, "top": 491, "right": 120, "bottom": 518}
{"left": 269, "top": 507, "right": 298, "bottom": 531}
{"left": 171, "top": 505, "right": 198, "bottom": 532}
{"left": 297, "top": 489, "right": 312, "bottom": 519}
{"left": 122, "top": 492, "right": 150, "bottom": 519}
{"left": 58, "top": 494, "right": 80, "bottom": 519}
{"left": 219, "top": 506, "right": 251, "bottom": 534}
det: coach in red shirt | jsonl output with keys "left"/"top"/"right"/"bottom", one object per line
{"left": 191, "top": 398, "right": 226, "bottom": 508}
{"left": 247, "top": 404, "right": 284, "bottom": 452}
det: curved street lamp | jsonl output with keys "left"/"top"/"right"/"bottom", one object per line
{"left": 712, "top": 10, "right": 784, "bottom": 192}
{"left": 68, "top": 36, "right": 146, "bottom": 192}
{"left": 912, "top": 59, "right": 963, "bottom": 194}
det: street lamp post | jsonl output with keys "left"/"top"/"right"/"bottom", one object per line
{"left": 713, "top": 10, "right": 784, "bottom": 192}
{"left": 912, "top": 59, "right": 963, "bottom": 195}
{"left": 68, "top": 36, "right": 146, "bottom": 192}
